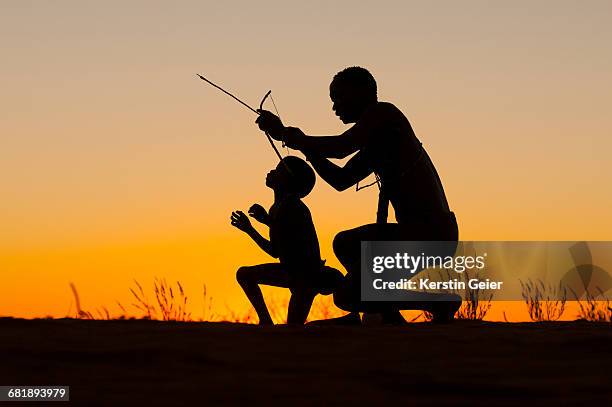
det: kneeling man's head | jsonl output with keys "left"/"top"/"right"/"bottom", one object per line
{"left": 266, "top": 156, "right": 316, "bottom": 198}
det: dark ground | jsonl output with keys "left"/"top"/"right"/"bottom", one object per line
{"left": 0, "top": 318, "right": 610, "bottom": 406}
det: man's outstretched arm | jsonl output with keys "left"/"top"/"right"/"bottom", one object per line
{"left": 284, "top": 127, "right": 363, "bottom": 159}
{"left": 305, "top": 150, "right": 373, "bottom": 192}
{"left": 256, "top": 110, "right": 369, "bottom": 159}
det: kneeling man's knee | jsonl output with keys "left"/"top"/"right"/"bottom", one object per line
{"left": 236, "top": 266, "right": 250, "bottom": 285}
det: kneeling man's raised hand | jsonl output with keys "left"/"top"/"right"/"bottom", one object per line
{"left": 230, "top": 211, "right": 253, "bottom": 232}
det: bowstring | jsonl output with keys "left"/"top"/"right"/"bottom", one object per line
{"left": 268, "top": 94, "right": 290, "bottom": 156}
{"left": 259, "top": 90, "right": 293, "bottom": 174}
{"left": 258, "top": 90, "right": 284, "bottom": 162}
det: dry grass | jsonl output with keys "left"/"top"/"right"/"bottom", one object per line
{"left": 455, "top": 269, "right": 493, "bottom": 321}
{"left": 419, "top": 268, "right": 492, "bottom": 321}
{"left": 153, "top": 278, "right": 191, "bottom": 321}
{"left": 520, "top": 279, "right": 567, "bottom": 322}
{"left": 129, "top": 280, "right": 155, "bottom": 319}
{"left": 408, "top": 311, "right": 433, "bottom": 322}
{"left": 220, "top": 305, "right": 258, "bottom": 324}
{"left": 67, "top": 278, "right": 479, "bottom": 324}
{"left": 70, "top": 280, "right": 194, "bottom": 321}
{"left": 307, "top": 295, "right": 347, "bottom": 322}
{"left": 67, "top": 278, "right": 607, "bottom": 324}
{"left": 69, "top": 283, "right": 114, "bottom": 320}
{"left": 201, "top": 284, "right": 216, "bottom": 321}
{"left": 573, "top": 288, "right": 611, "bottom": 323}
{"left": 69, "top": 282, "right": 94, "bottom": 319}
{"left": 69, "top": 279, "right": 347, "bottom": 324}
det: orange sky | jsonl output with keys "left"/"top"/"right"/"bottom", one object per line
{"left": 1, "top": 1, "right": 611, "bottom": 320}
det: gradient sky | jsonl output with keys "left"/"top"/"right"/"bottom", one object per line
{"left": 1, "top": 1, "right": 611, "bottom": 319}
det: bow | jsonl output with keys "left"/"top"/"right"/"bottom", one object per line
{"left": 196, "top": 74, "right": 285, "bottom": 161}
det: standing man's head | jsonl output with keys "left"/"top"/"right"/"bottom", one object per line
{"left": 330, "top": 66, "right": 378, "bottom": 124}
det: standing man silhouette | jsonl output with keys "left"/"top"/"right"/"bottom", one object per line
{"left": 257, "top": 67, "right": 460, "bottom": 323}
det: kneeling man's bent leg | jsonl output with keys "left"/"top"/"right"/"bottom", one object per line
{"left": 236, "top": 263, "right": 289, "bottom": 325}
{"left": 287, "top": 288, "right": 317, "bottom": 325}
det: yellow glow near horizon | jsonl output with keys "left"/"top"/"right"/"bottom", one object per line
{"left": 1, "top": 1, "right": 612, "bottom": 320}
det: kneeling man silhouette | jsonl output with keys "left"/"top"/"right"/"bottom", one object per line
{"left": 231, "top": 156, "right": 343, "bottom": 325}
